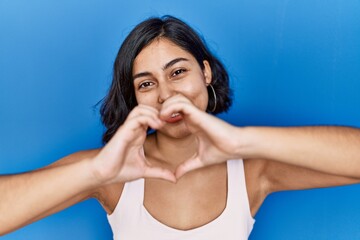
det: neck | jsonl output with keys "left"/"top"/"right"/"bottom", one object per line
{"left": 153, "top": 131, "right": 198, "bottom": 168}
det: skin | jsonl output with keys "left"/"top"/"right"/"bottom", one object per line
{"left": 132, "top": 38, "right": 227, "bottom": 228}
{"left": 1, "top": 38, "right": 360, "bottom": 235}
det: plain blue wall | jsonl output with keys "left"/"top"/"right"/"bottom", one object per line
{"left": 1, "top": 0, "right": 360, "bottom": 239}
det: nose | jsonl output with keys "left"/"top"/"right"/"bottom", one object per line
{"left": 158, "top": 83, "right": 175, "bottom": 104}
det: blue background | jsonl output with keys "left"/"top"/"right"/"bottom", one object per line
{"left": 1, "top": 0, "right": 360, "bottom": 239}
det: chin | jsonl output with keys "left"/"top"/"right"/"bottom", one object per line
{"left": 159, "top": 124, "right": 192, "bottom": 139}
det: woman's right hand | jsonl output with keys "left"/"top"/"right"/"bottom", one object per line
{"left": 91, "top": 105, "right": 176, "bottom": 185}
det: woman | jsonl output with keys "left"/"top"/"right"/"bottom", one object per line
{"left": 1, "top": 15, "right": 360, "bottom": 239}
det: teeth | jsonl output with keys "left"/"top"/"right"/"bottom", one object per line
{"left": 171, "top": 113, "right": 180, "bottom": 118}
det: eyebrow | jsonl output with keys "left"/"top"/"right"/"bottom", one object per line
{"left": 163, "top": 57, "right": 189, "bottom": 70}
{"left": 133, "top": 57, "right": 189, "bottom": 81}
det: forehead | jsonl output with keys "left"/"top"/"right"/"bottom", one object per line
{"left": 133, "top": 38, "right": 196, "bottom": 74}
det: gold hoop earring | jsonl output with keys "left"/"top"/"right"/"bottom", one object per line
{"left": 208, "top": 84, "right": 217, "bottom": 113}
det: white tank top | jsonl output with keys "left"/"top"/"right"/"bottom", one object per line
{"left": 107, "top": 159, "right": 255, "bottom": 240}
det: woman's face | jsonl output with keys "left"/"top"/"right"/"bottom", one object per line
{"left": 132, "top": 38, "right": 212, "bottom": 138}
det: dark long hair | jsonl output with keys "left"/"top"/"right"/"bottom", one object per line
{"left": 100, "top": 15, "right": 232, "bottom": 143}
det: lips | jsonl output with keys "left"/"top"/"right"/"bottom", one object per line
{"left": 165, "top": 112, "right": 183, "bottom": 123}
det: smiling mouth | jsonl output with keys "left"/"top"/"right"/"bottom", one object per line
{"left": 171, "top": 113, "right": 180, "bottom": 118}
{"left": 165, "top": 112, "right": 183, "bottom": 123}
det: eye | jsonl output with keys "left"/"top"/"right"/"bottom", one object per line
{"left": 171, "top": 68, "right": 187, "bottom": 77}
{"left": 138, "top": 81, "right": 154, "bottom": 90}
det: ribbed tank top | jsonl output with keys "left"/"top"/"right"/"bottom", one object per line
{"left": 107, "top": 159, "right": 255, "bottom": 240}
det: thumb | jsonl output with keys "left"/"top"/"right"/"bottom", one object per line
{"left": 175, "top": 156, "right": 204, "bottom": 179}
{"left": 143, "top": 166, "right": 177, "bottom": 183}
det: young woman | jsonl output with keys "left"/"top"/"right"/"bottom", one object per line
{"left": 1, "top": 15, "right": 360, "bottom": 239}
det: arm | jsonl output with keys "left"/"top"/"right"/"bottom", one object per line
{"left": 239, "top": 126, "right": 360, "bottom": 178}
{"left": 159, "top": 94, "right": 360, "bottom": 179}
{"left": 241, "top": 127, "right": 360, "bottom": 215}
{"left": 0, "top": 105, "right": 175, "bottom": 236}
{"left": 158, "top": 94, "right": 360, "bottom": 218}
{"left": 236, "top": 127, "right": 360, "bottom": 215}
{"left": 0, "top": 156, "right": 97, "bottom": 236}
{"left": 244, "top": 158, "right": 360, "bottom": 216}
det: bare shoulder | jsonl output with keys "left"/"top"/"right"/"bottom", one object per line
{"left": 243, "top": 159, "right": 271, "bottom": 217}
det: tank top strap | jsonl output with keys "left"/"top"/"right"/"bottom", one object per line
{"left": 123, "top": 178, "right": 145, "bottom": 205}
{"left": 226, "top": 159, "right": 254, "bottom": 223}
{"left": 107, "top": 178, "right": 145, "bottom": 223}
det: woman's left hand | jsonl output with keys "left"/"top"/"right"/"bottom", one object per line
{"left": 160, "top": 94, "right": 242, "bottom": 179}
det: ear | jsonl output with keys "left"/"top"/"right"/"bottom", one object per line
{"left": 203, "top": 60, "right": 212, "bottom": 85}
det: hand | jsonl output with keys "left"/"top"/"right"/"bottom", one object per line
{"left": 160, "top": 95, "right": 242, "bottom": 179}
{"left": 92, "top": 105, "right": 176, "bottom": 185}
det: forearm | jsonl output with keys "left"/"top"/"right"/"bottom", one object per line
{"left": 238, "top": 126, "right": 360, "bottom": 178}
{"left": 0, "top": 158, "right": 99, "bottom": 236}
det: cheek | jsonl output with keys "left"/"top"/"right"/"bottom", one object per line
{"left": 135, "top": 91, "right": 158, "bottom": 106}
{"left": 197, "top": 88, "right": 209, "bottom": 110}
{"left": 180, "top": 82, "right": 209, "bottom": 109}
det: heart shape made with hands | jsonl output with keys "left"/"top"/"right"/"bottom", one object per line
{"left": 98, "top": 94, "right": 240, "bottom": 184}
{"left": 141, "top": 95, "right": 240, "bottom": 182}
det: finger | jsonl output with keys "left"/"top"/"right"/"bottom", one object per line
{"left": 137, "top": 104, "right": 160, "bottom": 114}
{"left": 143, "top": 166, "right": 177, "bottom": 183}
{"left": 160, "top": 100, "right": 197, "bottom": 120}
{"left": 127, "top": 105, "right": 162, "bottom": 122}
{"left": 132, "top": 105, "right": 161, "bottom": 120}
{"left": 127, "top": 114, "right": 164, "bottom": 132}
{"left": 160, "top": 94, "right": 192, "bottom": 112}
{"left": 175, "top": 157, "right": 204, "bottom": 179}
{"left": 111, "top": 114, "right": 163, "bottom": 145}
